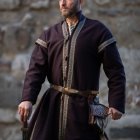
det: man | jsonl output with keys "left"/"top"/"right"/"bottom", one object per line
{"left": 18, "top": 0, "right": 126, "bottom": 140}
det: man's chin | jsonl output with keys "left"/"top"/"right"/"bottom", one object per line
{"left": 61, "top": 13, "right": 76, "bottom": 19}
{"left": 61, "top": 12, "right": 69, "bottom": 18}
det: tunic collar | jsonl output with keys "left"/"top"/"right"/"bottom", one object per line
{"left": 62, "top": 11, "right": 85, "bottom": 37}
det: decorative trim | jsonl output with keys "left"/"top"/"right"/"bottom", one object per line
{"left": 67, "top": 18, "right": 86, "bottom": 87}
{"left": 62, "top": 21, "right": 69, "bottom": 87}
{"left": 98, "top": 37, "right": 116, "bottom": 53}
{"left": 59, "top": 95, "right": 64, "bottom": 140}
{"left": 58, "top": 21, "right": 69, "bottom": 140}
{"left": 58, "top": 17, "right": 86, "bottom": 140}
{"left": 36, "top": 38, "right": 47, "bottom": 48}
{"left": 62, "top": 95, "right": 69, "bottom": 138}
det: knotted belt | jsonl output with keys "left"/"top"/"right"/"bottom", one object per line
{"left": 51, "top": 84, "right": 99, "bottom": 97}
{"left": 51, "top": 84, "right": 99, "bottom": 126}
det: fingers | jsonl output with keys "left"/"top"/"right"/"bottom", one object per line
{"left": 108, "top": 107, "right": 123, "bottom": 120}
{"left": 18, "top": 101, "right": 32, "bottom": 123}
{"left": 18, "top": 107, "right": 28, "bottom": 123}
{"left": 18, "top": 107, "right": 25, "bottom": 123}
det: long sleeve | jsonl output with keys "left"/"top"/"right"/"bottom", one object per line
{"left": 97, "top": 23, "right": 126, "bottom": 113}
{"left": 21, "top": 32, "right": 48, "bottom": 104}
{"left": 100, "top": 43, "right": 126, "bottom": 113}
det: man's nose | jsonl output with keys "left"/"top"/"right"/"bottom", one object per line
{"left": 60, "top": 0, "right": 66, "bottom": 5}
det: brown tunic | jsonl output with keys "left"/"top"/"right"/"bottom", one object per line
{"left": 21, "top": 12, "right": 125, "bottom": 140}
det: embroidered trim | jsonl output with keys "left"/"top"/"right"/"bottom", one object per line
{"left": 98, "top": 37, "right": 116, "bottom": 53}
{"left": 62, "top": 95, "right": 69, "bottom": 138}
{"left": 59, "top": 95, "right": 64, "bottom": 140}
{"left": 58, "top": 95, "right": 69, "bottom": 140}
{"left": 67, "top": 18, "right": 86, "bottom": 87}
{"left": 36, "top": 38, "right": 47, "bottom": 48}
{"left": 62, "top": 21, "right": 69, "bottom": 87}
{"left": 58, "top": 17, "right": 86, "bottom": 140}
{"left": 58, "top": 21, "right": 69, "bottom": 140}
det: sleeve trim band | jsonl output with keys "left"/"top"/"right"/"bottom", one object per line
{"left": 36, "top": 38, "right": 47, "bottom": 48}
{"left": 98, "top": 37, "right": 116, "bottom": 53}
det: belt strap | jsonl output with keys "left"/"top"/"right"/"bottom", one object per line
{"left": 51, "top": 84, "right": 99, "bottom": 97}
{"left": 51, "top": 84, "right": 98, "bottom": 126}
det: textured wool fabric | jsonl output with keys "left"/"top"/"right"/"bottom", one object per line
{"left": 21, "top": 13, "right": 125, "bottom": 140}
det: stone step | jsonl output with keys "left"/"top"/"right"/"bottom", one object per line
{"left": 110, "top": 127, "right": 140, "bottom": 139}
{"left": 107, "top": 115, "right": 140, "bottom": 140}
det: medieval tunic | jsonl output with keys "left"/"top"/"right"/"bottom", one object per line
{"left": 21, "top": 13, "right": 125, "bottom": 140}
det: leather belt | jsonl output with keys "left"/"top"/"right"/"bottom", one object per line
{"left": 51, "top": 84, "right": 99, "bottom": 97}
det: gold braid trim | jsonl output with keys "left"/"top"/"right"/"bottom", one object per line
{"left": 36, "top": 38, "right": 47, "bottom": 48}
{"left": 98, "top": 37, "right": 116, "bottom": 53}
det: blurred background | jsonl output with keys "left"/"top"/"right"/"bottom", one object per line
{"left": 0, "top": 0, "right": 140, "bottom": 140}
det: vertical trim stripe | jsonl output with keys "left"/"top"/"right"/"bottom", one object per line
{"left": 59, "top": 95, "right": 64, "bottom": 140}
{"left": 67, "top": 18, "right": 86, "bottom": 87}
{"left": 59, "top": 16, "right": 86, "bottom": 140}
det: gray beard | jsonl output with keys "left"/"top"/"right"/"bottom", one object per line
{"left": 62, "top": 9, "right": 79, "bottom": 19}
{"left": 61, "top": 2, "right": 79, "bottom": 18}
{"left": 63, "top": 12, "right": 76, "bottom": 18}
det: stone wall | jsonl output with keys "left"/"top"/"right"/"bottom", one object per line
{"left": 0, "top": 0, "right": 140, "bottom": 139}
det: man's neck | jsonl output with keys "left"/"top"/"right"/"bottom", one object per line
{"left": 66, "top": 15, "right": 79, "bottom": 27}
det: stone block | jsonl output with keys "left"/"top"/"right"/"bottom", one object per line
{"left": 95, "top": 0, "right": 110, "bottom": 5}
{"left": 0, "top": 0, "right": 21, "bottom": 10}
{"left": 3, "top": 25, "right": 31, "bottom": 53}
{"left": 109, "top": 115, "right": 140, "bottom": 139}
{"left": 110, "top": 127, "right": 140, "bottom": 139}
{"left": 30, "top": 0, "right": 50, "bottom": 9}
{"left": 11, "top": 53, "right": 31, "bottom": 80}
{"left": 0, "top": 75, "right": 22, "bottom": 108}
{"left": 0, "top": 74, "right": 49, "bottom": 108}
{"left": 20, "top": 0, "right": 32, "bottom": 6}
{"left": 0, "top": 109, "right": 17, "bottom": 123}
{"left": 0, "top": 123, "right": 21, "bottom": 140}
{"left": 0, "top": 58, "right": 11, "bottom": 72}
{"left": 0, "top": 27, "right": 4, "bottom": 44}
{"left": 21, "top": 13, "right": 36, "bottom": 27}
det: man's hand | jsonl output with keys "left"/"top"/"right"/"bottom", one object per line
{"left": 18, "top": 101, "right": 32, "bottom": 123}
{"left": 108, "top": 107, "right": 123, "bottom": 120}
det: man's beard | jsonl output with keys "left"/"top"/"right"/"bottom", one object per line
{"left": 60, "top": 3, "right": 79, "bottom": 18}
